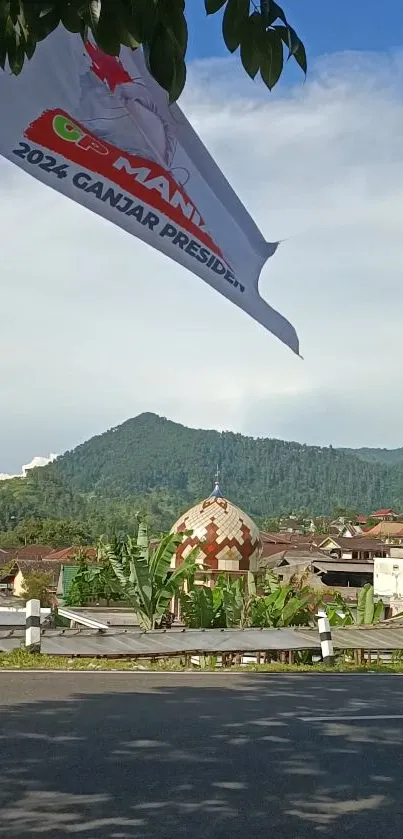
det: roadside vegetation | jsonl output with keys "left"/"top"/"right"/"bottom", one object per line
{"left": 1, "top": 647, "right": 403, "bottom": 673}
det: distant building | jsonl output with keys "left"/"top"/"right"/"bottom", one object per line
{"left": 365, "top": 521, "right": 403, "bottom": 540}
{"left": 370, "top": 509, "right": 401, "bottom": 522}
{"left": 315, "top": 535, "right": 388, "bottom": 588}
{"left": 318, "top": 535, "right": 389, "bottom": 562}
{"left": 374, "top": 550, "right": 403, "bottom": 615}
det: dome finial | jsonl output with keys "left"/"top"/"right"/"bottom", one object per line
{"left": 210, "top": 464, "right": 223, "bottom": 498}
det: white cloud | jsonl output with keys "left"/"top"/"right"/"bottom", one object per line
{"left": 2, "top": 49, "right": 403, "bottom": 469}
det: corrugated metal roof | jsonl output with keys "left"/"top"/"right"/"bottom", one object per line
{"left": 331, "top": 626, "right": 403, "bottom": 649}
{"left": 0, "top": 627, "right": 320, "bottom": 655}
{"left": 1, "top": 626, "right": 403, "bottom": 655}
{"left": 313, "top": 561, "right": 374, "bottom": 573}
{"left": 42, "top": 628, "right": 322, "bottom": 656}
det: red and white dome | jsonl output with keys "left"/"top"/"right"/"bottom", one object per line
{"left": 171, "top": 482, "right": 262, "bottom": 573}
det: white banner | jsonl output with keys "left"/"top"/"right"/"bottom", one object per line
{"left": 0, "top": 29, "right": 299, "bottom": 353}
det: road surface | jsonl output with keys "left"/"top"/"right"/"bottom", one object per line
{"left": 0, "top": 672, "right": 402, "bottom": 838}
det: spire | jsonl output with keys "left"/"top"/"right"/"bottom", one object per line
{"left": 209, "top": 465, "right": 223, "bottom": 498}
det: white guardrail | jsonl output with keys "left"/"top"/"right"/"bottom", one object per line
{"left": 57, "top": 607, "right": 109, "bottom": 631}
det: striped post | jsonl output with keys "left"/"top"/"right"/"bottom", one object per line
{"left": 317, "top": 609, "right": 334, "bottom": 665}
{"left": 25, "top": 599, "right": 41, "bottom": 652}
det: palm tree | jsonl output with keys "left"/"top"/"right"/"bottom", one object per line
{"left": 105, "top": 520, "right": 199, "bottom": 629}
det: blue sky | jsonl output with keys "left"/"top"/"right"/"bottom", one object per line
{"left": 187, "top": 0, "right": 403, "bottom": 64}
{"left": 3, "top": 2, "right": 403, "bottom": 471}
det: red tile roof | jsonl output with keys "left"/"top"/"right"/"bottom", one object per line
{"left": 6, "top": 544, "right": 53, "bottom": 560}
{"left": 259, "top": 532, "right": 315, "bottom": 558}
{"left": 371, "top": 509, "right": 399, "bottom": 517}
{"left": 16, "top": 559, "right": 62, "bottom": 587}
{"left": 45, "top": 546, "right": 97, "bottom": 563}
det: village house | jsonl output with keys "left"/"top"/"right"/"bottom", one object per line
{"left": 259, "top": 531, "right": 317, "bottom": 566}
{"left": 0, "top": 545, "right": 96, "bottom": 601}
{"left": 315, "top": 535, "right": 388, "bottom": 588}
{"left": 364, "top": 521, "right": 403, "bottom": 540}
{"left": 11, "top": 560, "right": 62, "bottom": 598}
{"left": 258, "top": 544, "right": 374, "bottom": 590}
{"left": 369, "top": 508, "right": 401, "bottom": 522}
{"left": 318, "top": 535, "right": 389, "bottom": 561}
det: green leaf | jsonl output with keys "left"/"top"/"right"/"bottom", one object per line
{"left": 247, "top": 571, "right": 256, "bottom": 596}
{"left": 163, "top": 551, "right": 198, "bottom": 594}
{"left": 150, "top": 531, "right": 181, "bottom": 583}
{"left": 128, "top": 553, "right": 153, "bottom": 609}
{"left": 260, "top": 27, "right": 283, "bottom": 90}
{"left": 93, "top": 1, "right": 121, "bottom": 55}
{"left": 373, "top": 600, "right": 384, "bottom": 624}
{"left": 145, "top": 22, "right": 176, "bottom": 96}
{"left": 266, "top": 1, "right": 287, "bottom": 26}
{"left": 240, "top": 13, "right": 262, "bottom": 79}
{"left": 133, "top": 0, "right": 157, "bottom": 42}
{"left": 182, "top": 586, "right": 216, "bottom": 628}
{"left": 205, "top": 0, "right": 227, "bottom": 13}
{"left": 86, "top": 0, "right": 100, "bottom": 31}
{"left": 113, "top": 0, "right": 141, "bottom": 49}
{"left": 0, "top": 37, "right": 6, "bottom": 68}
{"left": 35, "top": 7, "right": 60, "bottom": 42}
{"left": 222, "top": 0, "right": 249, "bottom": 53}
{"left": 24, "top": 32, "right": 36, "bottom": 60}
{"left": 160, "top": 0, "right": 188, "bottom": 57}
{"left": 136, "top": 518, "right": 149, "bottom": 550}
{"left": 61, "top": 5, "right": 86, "bottom": 34}
{"left": 0, "top": 2, "right": 11, "bottom": 34}
{"left": 275, "top": 23, "right": 298, "bottom": 57}
{"left": 5, "top": 16, "right": 17, "bottom": 67}
{"left": 357, "top": 583, "right": 374, "bottom": 625}
{"left": 12, "top": 45, "right": 24, "bottom": 74}
{"left": 170, "top": 55, "right": 186, "bottom": 101}
{"left": 9, "top": 0, "right": 19, "bottom": 26}
{"left": 293, "top": 35, "right": 307, "bottom": 74}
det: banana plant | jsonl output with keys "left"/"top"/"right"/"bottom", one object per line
{"left": 105, "top": 521, "right": 200, "bottom": 629}
{"left": 180, "top": 572, "right": 257, "bottom": 629}
{"left": 326, "top": 586, "right": 384, "bottom": 627}
{"left": 180, "top": 584, "right": 225, "bottom": 629}
{"left": 356, "top": 583, "right": 384, "bottom": 625}
{"left": 251, "top": 570, "right": 322, "bottom": 627}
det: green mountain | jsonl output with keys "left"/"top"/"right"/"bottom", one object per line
{"left": 341, "top": 447, "right": 403, "bottom": 466}
{"left": 2, "top": 412, "right": 403, "bottom": 539}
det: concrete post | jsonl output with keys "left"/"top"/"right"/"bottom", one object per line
{"left": 25, "top": 599, "right": 41, "bottom": 652}
{"left": 317, "top": 609, "right": 334, "bottom": 665}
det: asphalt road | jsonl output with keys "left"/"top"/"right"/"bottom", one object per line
{"left": 1, "top": 672, "right": 403, "bottom": 838}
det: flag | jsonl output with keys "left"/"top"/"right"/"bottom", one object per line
{"left": 0, "top": 29, "right": 299, "bottom": 354}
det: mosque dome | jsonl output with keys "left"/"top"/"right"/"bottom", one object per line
{"left": 171, "top": 481, "right": 262, "bottom": 573}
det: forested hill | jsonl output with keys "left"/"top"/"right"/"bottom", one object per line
{"left": 37, "top": 412, "right": 403, "bottom": 520}
{"left": 341, "top": 447, "right": 403, "bottom": 466}
{"left": 2, "top": 412, "right": 403, "bottom": 538}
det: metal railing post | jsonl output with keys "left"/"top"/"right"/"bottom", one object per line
{"left": 316, "top": 609, "right": 334, "bottom": 665}
{"left": 25, "top": 599, "right": 41, "bottom": 653}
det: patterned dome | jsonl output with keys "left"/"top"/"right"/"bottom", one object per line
{"left": 171, "top": 482, "right": 262, "bottom": 573}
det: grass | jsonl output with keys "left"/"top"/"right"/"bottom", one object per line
{"left": 2, "top": 648, "right": 403, "bottom": 672}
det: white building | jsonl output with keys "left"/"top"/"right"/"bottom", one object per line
{"left": 374, "top": 548, "right": 403, "bottom": 613}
